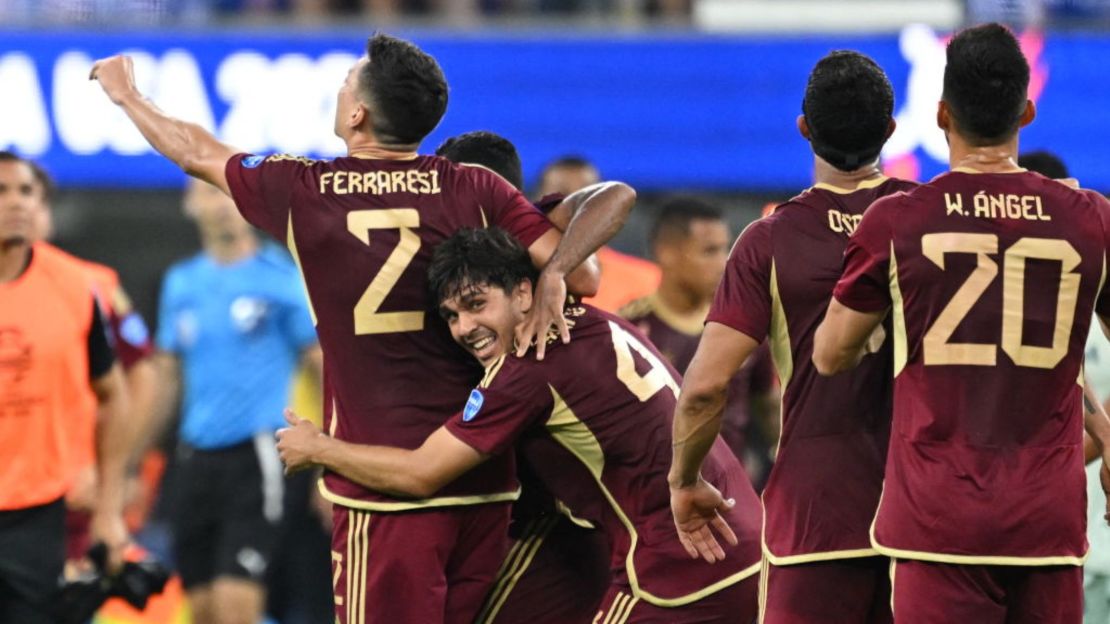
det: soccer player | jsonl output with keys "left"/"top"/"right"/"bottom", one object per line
{"left": 0, "top": 151, "right": 134, "bottom": 622}
{"left": 276, "top": 227, "right": 763, "bottom": 623}
{"left": 91, "top": 33, "right": 629, "bottom": 623}
{"left": 539, "top": 156, "right": 661, "bottom": 312}
{"left": 150, "top": 178, "right": 320, "bottom": 624}
{"left": 619, "top": 198, "right": 777, "bottom": 481}
{"left": 668, "top": 50, "right": 914, "bottom": 623}
{"left": 813, "top": 24, "right": 1110, "bottom": 623}
{"left": 436, "top": 130, "right": 612, "bottom": 624}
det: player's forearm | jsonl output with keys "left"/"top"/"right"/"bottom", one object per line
{"left": 669, "top": 385, "right": 728, "bottom": 488}
{"left": 124, "top": 359, "right": 159, "bottom": 462}
{"left": 1084, "top": 385, "right": 1110, "bottom": 454}
{"left": 549, "top": 182, "right": 635, "bottom": 295}
{"left": 93, "top": 365, "right": 134, "bottom": 515}
{"left": 313, "top": 438, "right": 439, "bottom": 499}
{"left": 116, "top": 91, "right": 233, "bottom": 190}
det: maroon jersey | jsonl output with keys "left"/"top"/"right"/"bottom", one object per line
{"left": 445, "top": 304, "right": 762, "bottom": 606}
{"left": 708, "top": 177, "right": 918, "bottom": 563}
{"left": 834, "top": 170, "right": 1110, "bottom": 563}
{"left": 619, "top": 294, "right": 775, "bottom": 462}
{"left": 225, "top": 153, "right": 553, "bottom": 509}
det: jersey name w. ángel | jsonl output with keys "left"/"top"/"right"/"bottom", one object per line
{"left": 708, "top": 177, "right": 917, "bottom": 563}
{"left": 834, "top": 170, "right": 1110, "bottom": 563}
{"left": 226, "top": 153, "right": 554, "bottom": 510}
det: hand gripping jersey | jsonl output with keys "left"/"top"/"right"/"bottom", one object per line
{"left": 708, "top": 177, "right": 918, "bottom": 563}
{"left": 446, "top": 304, "right": 763, "bottom": 607}
{"left": 834, "top": 170, "right": 1110, "bottom": 564}
{"left": 225, "top": 153, "right": 553, "bottom": 510}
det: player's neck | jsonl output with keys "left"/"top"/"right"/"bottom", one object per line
{"left": 204, "top": 232, "right": 258, "bottom": 265}
{"left": 655, "top": 278, "right": 711, "bottom": 317}
{"left": 948, "top": 135, "right": 1023, "bottom": 174}
{"left": 0, "top": 242, "right": 31, "bottom": 283}
{"left": 812, "top": 156, "right": 884, "bottom": 191}
{"left": 346, "top": 136, "right": 420, "bottom": 161}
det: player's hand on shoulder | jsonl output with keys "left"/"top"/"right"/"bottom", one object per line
{"left": 89, "top": 55, "right": 139, "bottom": 105}
{"left": 669, "top": 477, "right": 739, "bottom": 564}
{"left": 276, "top": 408, "right": 326, "bottom": 475}
{"left": 515, "top": 268, "right": 569, "bottom": 361}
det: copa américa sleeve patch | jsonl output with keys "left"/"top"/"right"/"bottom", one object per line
{"left": 463, "top": 389, "right": 485, "bottom": 422}
{"left": 241, "top": 155, "right": 266, "bottom": 168}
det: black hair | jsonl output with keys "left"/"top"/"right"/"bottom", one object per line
{"left": 540, "top": 155, "right": 597, "bottom": 181}
{"left": 801, "top": 50, "right": 894, "bottom": 171}
{"left": 436, "top": 131, "right": 524, "bottom": 191}
{"left": 943, "top": 23, "right": 1030, "bottom": 145}
{"left": 28, "top": 161, "right": 54, "bottom": 203}
{"left": 359, "top": 33, "right": 448, "bottom": 145}
{"left": 1018, "top": 150, "right": 1068, "bottom": 179}
{"left": 428, "top": 227, "right": 538, "bottom": 306}
{"left": 650, "top": 196, "right": 724, "bottom": 246}
{"left": 0, "top": 151, "right": 23, "bottom": 164}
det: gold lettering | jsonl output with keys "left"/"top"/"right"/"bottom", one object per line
{"left": 1036, "top": 196, "right": 1051, "bottom": 221}
{"left": 349, "top": 171, "right": 364, "bottom": 194}
{"left": 363, "top": 172, "right": 378, "bottom": 195}
{"left": 378, "top": 171, "right": 392, "bottom": 194}
{"left": 430, "top": 170, "right": 441, "bottom": 194}
{"left": 1004, "top": 195, "right": 1021, "bottom": 219}
{"left": 989, "top": 194, "right": 1005, "bottom": 218}
{"left": 319, "top": 172, "right": 334, "bottom": 194}
{"left": 1021, "top": 195, "right": 1037, "bottom": 220}
{"left": 334, "top": 171, "right": 348, "bottom": 195}
{"left": 945, "top": 193, "right": 964, "bottom": 216}
{"left": 407, "top": 170, "right": 421, "bottom": 194}
{"left": 391, "top": 171, "right": 406, "bottom": 193}
{"left": 827, "top": 210, "right": 844, "bottom": 233}
{"left": 416, "top": 171, "right": 430, "bottom": 194}
{"left": 973, "top": 191, "right": 991, "bottom": 218}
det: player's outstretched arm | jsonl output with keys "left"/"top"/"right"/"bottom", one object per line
{"left": 668, "top": 322, "right": 758, "bottom": 562}
{"left": 812, "top": 299, "right": 887, "bottom": 375}
{"left": 90, "top": 55, "right": 237, "bottom": 194}
{"left": 517, "top": 182, "right": 635, "bottom": 359}
{"left": 277, "top": 410, "right": 485, "bottom": 499}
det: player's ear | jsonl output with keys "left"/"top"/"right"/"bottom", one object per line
{"left": 885, "top": 118, "right": 897, "bottom": 140}
{"left": 516, "top": 280, "right": 533, "bottom": 312}
{"left": 1019, "top": 100, "right": 1036, "bottom": 128}
{"left": 350, "top": 103, "right": 368, "bottom": 131}
{"left": 936, "top": 101, "right": 951, "bottom": 133}
{"left": 796, "top": 115, "right": 811, "bottom": 140}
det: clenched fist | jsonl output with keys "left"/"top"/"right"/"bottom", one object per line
{"left": 89, "top": 55, "right": 139, "bottom": 105}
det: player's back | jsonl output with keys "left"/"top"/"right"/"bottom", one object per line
{"left": 858, "top": 170, "right": 1110, "bottom": 561}
{"left": 716, "top": 177, "right": 916, "bottom": 562}
{"left": 225, "top": 153, "right": 553, "bottom": 507}
{"left": 515, "top": 304, "right": 762, "bottom": 605}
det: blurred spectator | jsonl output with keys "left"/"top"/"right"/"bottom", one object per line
{"left": 619, "top": 197, "right": 777, "bottom": 483}
{"left": 537, "top": 156, "right": 661, "bottom": 312}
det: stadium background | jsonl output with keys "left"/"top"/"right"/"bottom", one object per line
{"left": 3, "top": 1, "right": 1110, "bottom": 622}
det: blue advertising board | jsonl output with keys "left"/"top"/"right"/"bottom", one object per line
{"left": 0, "top": 27, "right": 1107, "bottom": 191}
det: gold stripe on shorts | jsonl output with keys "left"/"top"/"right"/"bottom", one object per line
{"left": 475, "top": 515, "right": 558, "bottom": 623}
{"left": 614, "top": 593, "right": 639, "bottom": 624}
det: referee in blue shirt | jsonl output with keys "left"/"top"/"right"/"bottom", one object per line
{"left": 153, "top": 180, "right": 320, "bottom": 624}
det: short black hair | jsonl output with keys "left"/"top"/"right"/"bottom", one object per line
{"left": 0, "top": 151, "right": 24, "bottom": 164}
{"left": 436, "top": 131, "right": 524, "bottom": 191}
{"left": 943, "top": 23, "right": 1030, "bottom": 145}
{"left": 358, "top": 33, "right": 448, "bottom": 145}
{"left": 650, "top": 196, "right": 724, "bottom": 247}
{"left": 428, "top": 227, "right": 538, "bottom": 307}
{"left": 802, "top": 50, "right": 894, "bottom": 171}
{"left": 1019, "top": 150, "right": 1068, "bottom": 179}
{"left": 28, "top": 161, "right": 54, "bottom": 204}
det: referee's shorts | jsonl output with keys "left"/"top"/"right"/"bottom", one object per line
{"left": 0, "top": 497, "right": 66, "bottom": 623}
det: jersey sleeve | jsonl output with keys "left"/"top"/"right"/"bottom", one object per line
{"left": 106, "top": 285, "right": 154, "bottom": 369}
{"left": 706, "top": 218, "right": 773, "bottom": 341}
{"left": 833, "top": 197, "right": 896, "bottom": 313}
{"left": 155, "top": 269, "right": 181, "bottom": 353}
{"left": 1090, "top": 191, "right": 1110, "bottom": 320}
{"left": 225, "top": 153, "right": 309, "bottom": 241}
{"left": 469, "top": 166, "right": 554, "bottom": 248}
{"left": 444, "top": 357, "right": 552, "bottom": 456}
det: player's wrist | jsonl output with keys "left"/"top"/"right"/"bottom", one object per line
{"left": 667, "top": 471, "right": 700, "bottom": 490}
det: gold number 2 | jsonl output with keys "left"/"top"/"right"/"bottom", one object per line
{"left": 609, "top": 321, "right": 679, "bottom": 401}
{"left": 921, "top": 233, "right": 1081, "bottom": 369}
{"left": 346, "top": 209, "right": 424, "bottom": 335}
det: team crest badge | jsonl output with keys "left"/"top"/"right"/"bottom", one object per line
{"left": 463, "top": 389, "right": 484, "bottom": 422}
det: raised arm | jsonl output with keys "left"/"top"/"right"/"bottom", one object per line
{"left": 277, "top": 411, "right": 485, "bottom": 500}
{"left": 90, "top": 55, "right": 237, "bottom": 194}
{"left": 518, "top": 181, "right": 636, "bottom": 358}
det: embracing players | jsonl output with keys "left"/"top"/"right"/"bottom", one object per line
{"left": 91, "top": 33, "right": 632, "bottom": 623}
{"left": 278, "top": 226, "right": 763, "bottom": 623}
{"left": 668, "top": 50, "right": 914, "bottom": 623}
{"left": 814, "top": 24, "right": 1110, "bottom": 623}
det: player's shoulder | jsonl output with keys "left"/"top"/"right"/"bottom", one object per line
{"left": 478, "top": 351, "right": 546, "bottom": 395}
{"left": 617, "top": 294, "right": 655, "bottom": 322}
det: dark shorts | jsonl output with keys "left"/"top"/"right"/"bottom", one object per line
{"left": 477, "top": 514, "right": 610, "bottom": 624}
{"left": 592, "top": 576, "right": 758, "bottom": 624}
{"left": 171, "top": 437, "right": 285, "bottom": 589}
{"left": 891, "top": 559, "right": 1082, "bottom": 624}
{"left": 760, "top": 556, "right": 892, "bottom": 624}
{"left": 331, "top": 502, "right": 510, "bottom": 624}
{"left": 0, "top": 498, "right": 66, "bottom": 624}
